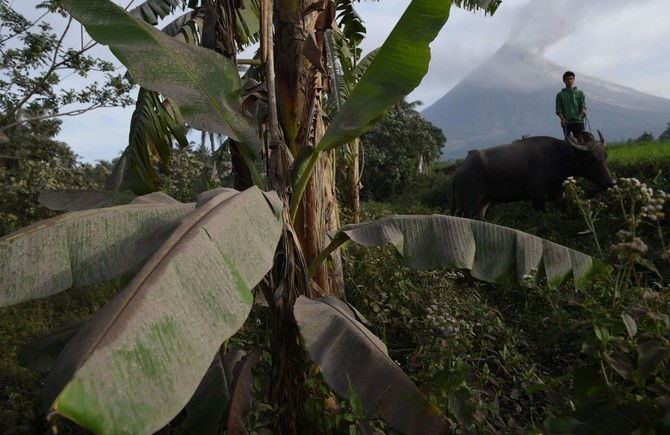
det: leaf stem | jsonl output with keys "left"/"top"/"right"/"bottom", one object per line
{"left": 307, "top": 233, "right": 349, "bottom": 278}
{"left": 289, "top": 151, "right": 319, "bottom": 223}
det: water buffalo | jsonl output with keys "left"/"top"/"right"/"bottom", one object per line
{"left": 453, "top": 130, "right": 615, "bottom": 219}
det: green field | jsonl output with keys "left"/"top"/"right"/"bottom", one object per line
{"left": 608, "top": 139, "right": 670, "bottom": 164}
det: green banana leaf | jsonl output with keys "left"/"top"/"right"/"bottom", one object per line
{"left": 180, "top": 349, "right": 247, "bottom": 434}
{"left": 130, "top": 0, "right": 179, "bottom": 25}
{"left": 290, "top": 0, "right": 452, "bottom": 219}
{"left": 180, "top": 353, "right": 230, "bottom": 435}
{"left": 38, "top": 189, "right": 138, "bottom": 211}
{"left": 160, "top": 9, "right": 203, "bottom": 45}
{"left": 316, "top": 0, "right": 451, "bottom": 153}
{"left": 234, "top": 0, "right": 261, "bottom": 47}
{"left": 62, "top": 0, "right": 262, "bottom": 154}
{"left": 0, "top": 197, "right": 195, "bottom": 307}
{"left": 120, "top": 87, "right": 190, "bottom": 194}
{"left": 294, "top": 296, "right": 449, "bottom": 434}
{"left": 43, "top": 187, "right": 283, "bottom": 434}
{"left": 326, "top": 215, "right": 595, "bottom": 289}
{"left": 454, "top": 0, "right": 500, "bottom": 14}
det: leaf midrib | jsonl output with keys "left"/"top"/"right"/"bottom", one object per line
{"left": 56, "top": 193, "right": 240, "bottom": 399}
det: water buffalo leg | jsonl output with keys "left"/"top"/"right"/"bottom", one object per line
{"left": 476, "top": 200, "right": 491, "bottom": 219}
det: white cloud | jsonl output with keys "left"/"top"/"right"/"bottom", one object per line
{"left": 543, "top": 0, "right": 670, "bottom": 99}
{"left": 357, "top": 0, "right": 670, "bottom": 105}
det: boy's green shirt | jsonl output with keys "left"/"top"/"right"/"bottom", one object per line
{"left": 556, "top": 87, "right": 586, "bottom": 124}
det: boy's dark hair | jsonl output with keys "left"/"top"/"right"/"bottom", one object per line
{"left": 563, "top": 71, "right": 575, "bottom": 80}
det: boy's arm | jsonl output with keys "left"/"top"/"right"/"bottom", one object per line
{"left": 556, "top": 94, "right": 567, "bottom": 125}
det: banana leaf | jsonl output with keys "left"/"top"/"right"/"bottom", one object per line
{"left": 43, "top": 187, "right": 283, "bottom": 434}
{"left": 294, "top": 296, "right": 449, "bottom": 434}
{"left": 63, "top": 0, "right": 262, "bottom": 154}
{"left": 326, "top": 214, "right": 595, "bottom": 289}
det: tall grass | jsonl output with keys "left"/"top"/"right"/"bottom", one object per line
{"left": 607, "top": 139, "right": 670, "bottom": 165}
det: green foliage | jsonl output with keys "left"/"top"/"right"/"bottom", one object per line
{"left": 659, "top": 123, "right": 670, "bottom": 141}
{"left": 0, "top": 0, "right": 131, "bottom": 236}
{"left": 609, "top": 140, "right": 670, "bottom": 167}
{"left": 1, "top": 188, "right": 282, "bottom": 434}
{"left": 3, "top": 0, "right": 612, "bottom": 433}
{"left": 339, "top": 162, "right": 670, "bottom": 434}
{"left": 401, "top": 162, "right": 459, "bottom": 213}
{"left": 335, "top": 0, "right": 367, "bottom": 61}
{"left": 343, "top": 234, "right": 559, "bottom": 433}
{"left": 154, "top": 141, "right": 235, "bottom": 202}
{"left": 129, "top": 0, "right": 182, "bottom": 26}
{"left": 360, "top": 100, "right": 445, "bottom": 201}
{"left": 532, "top": 176, "right": 669, "bottom": 433}
{"left": 636, "top": 131, "right": 655, "bottom": 142}
{"left": 119, "top": 87, "right": 190, "bottom": 194}
{"left": 289, "top": 0, "right": 454, "bottom": 218}
{"left": 0, "top": 0, "right": 134, "bottom": 131}
{"left": 302, "top": 367, "right": 389, "bottom": 434}
{"left": 159, "top": 146, "right": 211, "bottom": 202}
{"left": 4, "top": 147, "right": 667, "bottom": 434}
{"left": 0, "top": 283, "right": 117, "bottom": 435}
{"left": 0, "top": 119, "right": 110, "bottom": 237}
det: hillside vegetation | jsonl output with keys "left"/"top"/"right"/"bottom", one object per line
{"left": 1, "top": 142, "right": 669, "bottom": 434}
{"left": 345, "top": 139, "right": 670, "bottom": 433}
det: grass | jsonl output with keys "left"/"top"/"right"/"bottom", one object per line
{"left": 608, "top": 139, "right": 670, "bottom": 165}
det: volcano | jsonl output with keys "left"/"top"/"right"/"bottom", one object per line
{"left": 421, "top": 43, "right": 670, "bottom": 160}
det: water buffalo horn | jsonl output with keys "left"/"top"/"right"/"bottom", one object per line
{"left": 597, "top": 129, "right": 606, "bottom": 147}
{"left": 568, "top": 133, "right": 589, "bottom": 151}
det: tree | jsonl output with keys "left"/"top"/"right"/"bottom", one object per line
{"left": 7, "top": 2, "right": 612, "bottom": 435}
{"left": 158, "top": 141, "right": 228, "bottom": 203}
{"left": 659, "top": 122, "right": 670, "bottom": 141}
{"left": 360, "top": 99, "right": 445, "bottom": 201}
{"left": 0, "top": 0, "right": 134, "bottom": 132}
{"left": 0, "top": 0, "right": 137, "bottom": 236}
{"left": 637, "top": 130, "right": 655, "bottom": 142}
{"left": 0, "top": 114, "right": 110, "bottom": 236}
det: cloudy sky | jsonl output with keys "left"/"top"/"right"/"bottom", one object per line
{"left": 12, "top": 0, "right": 670, "bottom": 162}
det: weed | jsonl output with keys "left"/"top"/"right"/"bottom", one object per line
{"left": 546, "top": 175, "right": 670, "bottom": 433}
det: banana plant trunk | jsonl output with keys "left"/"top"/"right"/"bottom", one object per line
{"left": 274, "top": 0, "right": 343, "bottom": 297}
{"left": 260, "top": 0, "right": 345, "bottom": 431}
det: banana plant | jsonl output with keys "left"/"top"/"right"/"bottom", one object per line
{"left": 1, "top": 186, "right": 596, "bottom": 433}
{"left": 115, "top": 0, "right": 263, "bottom": 194}
{"left": 0, "top": 0, "right": 599, "bottom": 433}
{"left": 129, "top": 0, "right": 181, "bottom": 25}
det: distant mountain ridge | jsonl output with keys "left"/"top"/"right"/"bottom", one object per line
{"left": 421, "top": 43, "right": 670, "bottom": 160}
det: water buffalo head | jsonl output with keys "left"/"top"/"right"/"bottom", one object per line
{"left": 567, "top": 129, "right": 616, "bottom": 189}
